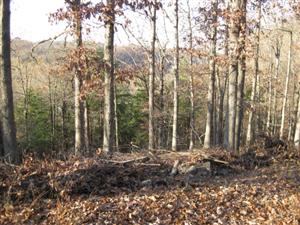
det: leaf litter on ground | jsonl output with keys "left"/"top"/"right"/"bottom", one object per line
{"left": 0, "top": 145, "right": 300, "bottom": 224}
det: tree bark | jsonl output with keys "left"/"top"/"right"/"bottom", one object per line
{"left": 204, "top": 0, "right": 218, "bottom": 148}
{"left": 246, "top": 0, "right": 261, "bottom": 145}
{"left": 158, "top": 48, "right": 165, "bottom": 149}
{"left": 0, "top": 117, "right": 3, "bottom": 157}
{"left": 148, "top": 1, "right": 156, "bottom": 150}
{"left": 235, "top": 0, "right": 248, "bottom": 151}
{"left": 227, "top": 0, "right": 241, "bottom": 151}
{"left": 103, "top": 0, "right": 115, "bottom": 153}
{"left": 187, "top": 0, "right": 195, "bottom": 150}
{"left": 289, "top": 78, "right": 298, "bottom": 141}
{"left": 84, "top": 100, "right": 90, "bottom": 153}
{"left": 171, "top": 0, "right": 179, "bottom": 151}
{"left": 266, "top": 46, "right": 273, "bottom": 133}
{"left": 73, "top": 0, "right": 85, "bottom": 155}
{"left": 114, "top": 83, "right": 118, "bottom": 151}
{"left": 294, "top": 84, "right": 300, "bottom": 147}
{"left": 216, "top": 69, "right": 227, "bottom": 146}
{"left": 279, "top": 31, "right": 292, "bottom": 139}
{"left": 223, "top": 6, "right": 230, "bottom": 148}
{"left": 272, "top": 40, "right": 281, "bottom": 135}
{"left": 0, "top": 0, "right": 20, "bottom": 164}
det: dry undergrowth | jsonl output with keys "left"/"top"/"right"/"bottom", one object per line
{"left": 0, "top": 147, "right": 299, "bottom": 224}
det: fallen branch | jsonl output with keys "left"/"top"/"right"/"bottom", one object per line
{"left": 203, "top": 157, "right": 229, "bottom": 165}
{"left": 99, "top": 156, "right": 150, "bottom": 165}
{"left": 134, "top": 163, "right": 161, "bottom": 167}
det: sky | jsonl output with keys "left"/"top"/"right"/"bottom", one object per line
{"left": 11, "top": 0, "right": 67, "bottom": 42}
{"left": 10, "top": 0, "right": 189, "bottom": 47}
{"left": 10, "top": 0, "right": 293, "bottom": 46}
{"left": 11, "top": 0, "right": 157, "bottom": 45}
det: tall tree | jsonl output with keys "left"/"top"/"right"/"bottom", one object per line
{"left": 148, "top": 1, "right": 156, "bottom": 150}
{"left": 215, "top": 69, "right": 227, "bottom": 146}
{"left": 234, "top": 0, "right": 247, "bottom": 151}
{"left": 266, "top": 45, "right": 273, "bottom": 133}
{"left": 171, "top": 0, "right": 179, "bottom": 151}
{"left": 288, "top": 71, "right": 298, "bottom": 141}
{"left": 158, "top": 45, "right": 166, "bottom": 149}
{"left": 84, "top": 101, "right": 90, "bottom": 151}
{"left": 279, "top": 30, "right": 292, "bottom": 139}
{"left": 246, "top": 0, "right": 261, "bottom": 145}
{"left": 72, "top": 0, "right": 85, "bottom": 154}
{"left": 204, "top": 0, "right": 218, "bottom": 148}
{"left": 0, "top": 0, "right": 20, "bottom": 164}
{"left": 272, "top": 38, "right": 281, "bottom": 135}
{"left": 294, "top": 85, "right": 300, "bottom": 148}
{"left": 187, "top": 0, "right": 195, "bottom": 150}
{"left": 227, "top": 0, "right": 242, "bottom": 151}
{"left": 114, "top": 83, "right": 119, "bottom": 151}
{"left": 223, "top": 2, "right": 230, "bottom": 148}
{"left": 103, "top": 0, "right": 115, "bottom": 153}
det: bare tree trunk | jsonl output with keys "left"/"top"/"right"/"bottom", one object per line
{"left": 228, "top": 64, "right": 237, "bottom": 150}
{"left": 288, "top": 71, "right": 297, "bottom": 141}
{"left": 98, "top": 98, "right": 103, "bottom": 146}
{"left": 74, "top": 76, "right": 85, "bottom": 154}
{"left": 246, "top": 0, "right": 261, "bottom": 145}
{"left": 294, "top": 85, "right": 300, "bottom": 148}
{"left": 272, "top": 41, "right": 281, "bottom": 135}
{"left": 0, "top": 116, "right": 3, "bottom": 157}
{"left": 114, "top": 83, "right": 118, "bottom": 151}
{"left": 171, "top": 0, "right": 179, "bottom": 151}
{"left": 235, "top": 0, "right": 247, "bottom": 151}
{"left": 84, "top": 100, "right": 90, "bottom": 153}
{"left": 266, "top": 46, "right": 273, "bottom": 133}
{"left": 0, "top": 73, "right": 3, "bottom": 158}
{"left": 216, "top": 70, "right": 227, "bottom": 146}
{"left": 256, "top": 61, "right": 261, "bottom": 132}
{"left": 223, "top": 84, "right": 229, "bottom": 148}
{"left": 187, "top": 0, "right": 195, "bottom": 150}
{"left": 204, "top": 0, "right": 218, "bottom": 148}
{"left": 235, "top": 61, "right": 245, "bottom": 150}
{"left": 73, "top": 0, "right": 85, "bottom": 155}
{"left": 279, "top": 31, "right": 292, "bottom": 139}
{"left": 158, "top": 48, "right": 165, "bottom": 149}
{"left": 223, "top": 8, "right": 230, "bottom": 148}
{"left": 227, "top": 0, "right": 241, "bottom": 151}
{"left": 215, "top": 71, "right": 220, "bottom": 146}
{"left": 148, "top": 1, "right": 156, "bottom": 150}
{"left": 289, "top": 78, "right": 298, "bottom": 141}
{"left": 246, "top": 76, "right": 257, "bottom": 144}
{"left": 103, "top": 0, "right": 115, "bottom": 153}
{"left": 288, "top": 100, "right": 292, "bottom": 141}
{"left": 0, "top": 0, "right": 20, "bottom": 164}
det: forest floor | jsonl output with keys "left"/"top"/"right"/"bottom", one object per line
{"left": 0, "top": 144, "right": 300, "bottom": 225}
